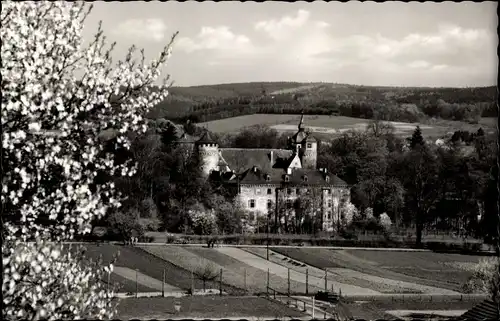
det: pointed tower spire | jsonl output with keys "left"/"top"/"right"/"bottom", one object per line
{"left": 298, "top": 112, "right": 305, "bottom": 131}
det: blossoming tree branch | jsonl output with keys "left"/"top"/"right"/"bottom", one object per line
{"left": 1, "top": 1, "right": 177, "bottom": 319}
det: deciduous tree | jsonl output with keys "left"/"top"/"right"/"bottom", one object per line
{"left": 1, "top": 1, "right": 176, "bottom": 319}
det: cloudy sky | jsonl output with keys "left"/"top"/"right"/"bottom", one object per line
{"left": 84, "top": 1, "right": 497, "bottom": 87}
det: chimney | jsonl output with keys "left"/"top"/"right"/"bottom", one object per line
{"left": 286, "top": 168, "right": 292, "bottom": 175}
{"left": 270, "top": 150, "right": 274, "bottom": 167}
{"left": 253, "top": 166, "right": 258, "bottom": 173}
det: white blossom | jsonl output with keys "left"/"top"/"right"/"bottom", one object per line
{"left": 340, "top": 201, "right": 357, "bottom": 227}
{"left": 2, "top": 1, "right": 177, "bottom": 319}
{"left": 379, "top": 212, "right": 392, "bottom": 230}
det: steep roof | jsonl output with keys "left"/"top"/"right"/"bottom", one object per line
{"left": 305, "top": 135, "right": 317, "bottom": 142}
{"left": 196, "top": 131, "right": 217, "bottom": 145}
{"left": 219, "top": 148, "right": 293, "bottom": 173}
{"left": 236, "top": 167, "right": 348, "bottom": 187}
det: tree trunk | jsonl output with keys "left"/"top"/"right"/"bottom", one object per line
{"left": 416, "top": 219, "right": 423, "bottom": 247}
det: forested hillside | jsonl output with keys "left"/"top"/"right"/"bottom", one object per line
{"left": 148, "top": 83, "right": 497, "bottom": 125}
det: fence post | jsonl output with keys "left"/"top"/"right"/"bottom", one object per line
{"left": 244, "top": 268, "right": 247, "bottom": 294}
{"left": 324, "top": 269, "right": 327, "bottom": 292}
{"left": 267, "top": 268, "right": 270, "bottom": 294}
{"left": 312, "top": 296, "right": 315, "bottom": 319}
{"left": 162, "top": 268, "right": 165, "bottom": 297}
{"left": 287, "top": 268, "right": 290, "bottom": 297}
{"left": 191, "top": 268, "right": 194, "bottom": 294}
{"left": 306, "top": 269, "right": 309, "bottom": 295}
{"left": 135, "top": 268, "right": 138, "bottom": 298}
{"left": 219, "top": 268, "right": 223, "bottom": 296}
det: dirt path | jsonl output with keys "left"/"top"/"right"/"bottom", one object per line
{"left": 385, "top": 310, "right": 467, "bottom": 318}
{"left": 113, "top": 266, "right": 181, "bottom": 292}
{"left": 217, "top": 248, "right": 379, "bottom": 296}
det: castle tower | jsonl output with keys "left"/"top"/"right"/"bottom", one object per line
{"left": 195, "top": 131, "right": 219, "bottom": 177}
{"left": 288, "top": 114, "right": 318, "bottom": 169}
{"left": 301, "top": 136, "right": 317, "bottom": 169}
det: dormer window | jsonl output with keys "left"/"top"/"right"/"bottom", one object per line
{"left": 307, "top": 143, "right": 312, "bottom": 148}
{"left": 284, "top": 175, "right": 290, "bottom": 182}
{"left": 325, "top": 176, "right": 330, "bottom": 183}
{"left": 303, "top": 175, "right": 308, "bottom": 182}
{"left": 265, "top": 174, "right": 271, "bottom": 182}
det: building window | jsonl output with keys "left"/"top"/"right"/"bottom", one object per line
{"left": 303, "top": 175, "right": 308, "bottom": 182}
{"left": 267, "top": 199, "right": 273, "bottom": 209}
{"left": 267, "top": 188, "right": 272, "bottom": 195}
{"left": 328, "top": 200, "right": 332, "bottom": 208}
{"left": 327, "top": 189, "right": 332, "bottom": 194}
{"left": 296, "top": 188, "right": 301, "bottom": 195}
{"left": 284, "top": 175, "right": 290, "bottom": 182}
{"left": 327, "top": 211, "right": 332, "bottom": 219}
{"left": 256, "top": 188, "right": 261, "bottom": 195}
{"left": 307, "top": 143, "right": 312, "bottom": 148}
{"left": 265, "top": 174, "right": 271, "bottom": 182}
{"left": 249, "top": 199, "right": 256, "bottom": 208}
{"left": 325, "top": 176, "right": 330, "bottom": 183}
{"left": 287, "top": 188, "right": 292, "bottom": 195}
{"left": 248, "top": 212, "right": 255, "bottom": 221}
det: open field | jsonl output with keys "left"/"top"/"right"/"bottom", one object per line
{"left": 185, "top": 246, "right": 314, "bottom": 295}
{"left": 107, "top": 272, "right": 158, "bottom": 293}
{"left": 344, "top": 250, "right": 483, "bottom": 291}
{"left": 70, "top": 244, "right": 233, "bottom": 294}
{"left": 139, "top": 245, "right": 245, "bottom": 295}
{"left": 244, "top": 248, "right": 424, "bottom": 294}
{"left": 199, "top": 114, "right": 306, "bottom": 133}
{"left": 199, "top": 114, "right": 495, "bottom": 138}
{"left": 115, "top": 296, "right": 307, "bottom": 320}
{"left": 272, "top": 248, "right": 484, "bottom": 293}
{"left": 345, "top": 298, "right": 481, "bottom": 320}
{"left": 113, "top": 266, "right": 180, "bottom": 293}
{"left": 218, "top": 247, "right": 372, "bottom": 296}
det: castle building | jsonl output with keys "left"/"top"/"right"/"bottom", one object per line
{"left": 194, "top": 115, "right": 350, "bottom": 232}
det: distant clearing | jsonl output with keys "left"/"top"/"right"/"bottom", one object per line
{"left": 199, "top": 114, "right": 495, "bottom": 138}
{"left": 269, "top": 84, "right": 322, "bottom": 95}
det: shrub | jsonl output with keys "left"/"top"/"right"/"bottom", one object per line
{"left": 379, "top": 212, "right": 392, "bottom": 230}
{"left": 462, "top": 257, "right": 500, "bottom": 301}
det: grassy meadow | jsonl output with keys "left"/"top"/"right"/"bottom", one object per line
{"left": 199, "top": 114, "right": 496, "bottom": 139}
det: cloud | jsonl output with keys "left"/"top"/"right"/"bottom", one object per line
{"left": 176, "top": 26, "right": 253, "bottom": 54}
{"left": 112, "top": 18, "right": 167, "bottom": 42}
{"left": 255, "top": 9, "right": 311, "bottom": 40}
{"left": 314, "top": 23, "right": 496, "bottom": 72}
{"left": 407, "top": 60, "right": 431, "bottom": 69}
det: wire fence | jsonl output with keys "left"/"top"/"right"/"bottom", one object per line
{"left": 111, "top": 265, "right": 488, "bottom": 306}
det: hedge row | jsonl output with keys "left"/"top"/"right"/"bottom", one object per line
{"left": 155, "top": 234, "right": 489, "bottom": 254}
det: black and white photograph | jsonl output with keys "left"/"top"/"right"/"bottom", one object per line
{"left": 1, "top": 1, "right": 499, "bottom": 320}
